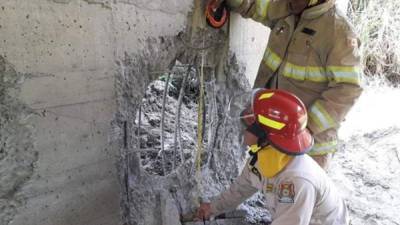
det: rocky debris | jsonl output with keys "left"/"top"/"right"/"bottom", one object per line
{"left": 331, "top": 84, "right": 400, "bottom": 225}
{"left": 331, "top": 128, "right": 400, "bottom": 225}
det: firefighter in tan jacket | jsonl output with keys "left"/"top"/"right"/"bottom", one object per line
{"left": 222, "top": 0, "right": 363, "bottom": 168}
{"left": 196, "top": 89, "right": 349, "bottom": 224}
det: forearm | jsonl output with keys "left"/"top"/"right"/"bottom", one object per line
{"left": 210, "top": 165, "right": 258, "bottom": 215}
{"left": 308, "top": 83, "right": 363, "bottom": 134}
{"left": 226, "top": 0, "right": 290, "bottom": 27}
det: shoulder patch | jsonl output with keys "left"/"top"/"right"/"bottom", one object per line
{"left": 278, "top": 182, "right": 295, "bottom": 203}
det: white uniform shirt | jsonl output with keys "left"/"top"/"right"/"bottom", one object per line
{"left": 210, "top": 155, "right": 349, "bottom": 225}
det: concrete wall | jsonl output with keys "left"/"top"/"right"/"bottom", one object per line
{"left": 229, "top": 14, "right": 269, "bottom": 86}
{"left": 0, "top": 1, "right": 192, "bottom": 225}
{"left": 0, "top": 0, "right": 349, "bottom": 225}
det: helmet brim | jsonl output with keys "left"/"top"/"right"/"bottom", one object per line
{"left": 268, "top": 129, "right": 314, "bottom": 155}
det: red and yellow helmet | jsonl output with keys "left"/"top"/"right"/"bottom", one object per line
{"left": 241, "top": 89, "right": 313, "bottom": 155}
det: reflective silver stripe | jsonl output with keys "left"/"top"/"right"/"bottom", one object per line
{"left": 283, "top": 62, "right": 306, "bottom": 80}
{"left": 309, "top": 101, "right": 336, "bottom": 131}
{"left": 306, "top": 67, "right": 328, "bottom": 82}
{"left": 310, "top": 141, "right": 338, "bottom": 154}
{"left": 263, "top": 48, "right": 282, "bottom": 71}
{"left": 283, "top": 62, "right": 327, "bottom": 82}
{"left": 327, "top": 66, "right": 361, "bottom": 84}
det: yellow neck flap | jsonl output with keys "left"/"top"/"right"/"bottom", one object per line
{"left": 256, "top": 145, "right": 293, "bottom": 178}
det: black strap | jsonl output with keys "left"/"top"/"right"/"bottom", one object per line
{"left": 265, "top": 75, "right": 275, "bottom": 89}
{"left": 249, "top": 151, "right": 258, "bottom": 166}
{"left": 250, "top": 166, "right": 262, "bottom": 181}
{"left": 248, "top": 149, "right": 261, "bottom": 180}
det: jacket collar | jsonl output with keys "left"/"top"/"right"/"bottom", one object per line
{"left": 301, "top": 0, "right": 336, "bottom": 20}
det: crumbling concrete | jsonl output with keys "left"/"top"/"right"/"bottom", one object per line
{"left": 0, "top": 0, "right": 276, "bottom": 225}
{"left": 114, "top": 24, "right": 261, "bottom": 223}
{"left": 160, "top": 191, "right": 182, "bottom": 225}
{"left": 0, "top": 56, "right": 38, "bottom": 225}
{"left": 0, "top": 0, "right": 193, "bottom": 224}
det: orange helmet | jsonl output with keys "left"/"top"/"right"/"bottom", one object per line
{"left": 241, "top": 89, "right": 313, "bottom": 155}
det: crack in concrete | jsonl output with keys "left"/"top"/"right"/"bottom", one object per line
{"left": 31, "top": 97, "right": 114, "bottom": 110}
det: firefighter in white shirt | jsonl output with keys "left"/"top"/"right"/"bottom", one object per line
{"left": 196, "top": 88, "right": 349, "bottom": 225}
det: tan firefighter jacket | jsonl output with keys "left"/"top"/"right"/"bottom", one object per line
{"left": 210, "top": 155, "right": 349, "bottom": 225}
{"left": 227, "top": 0, "right": 363, "bottom": 155}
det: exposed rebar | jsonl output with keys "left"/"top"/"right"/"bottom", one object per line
{"left": 137, "top": 104, "right": 142, "bottom": 168}
{"left": 205, "top": 78, "right": 219, "bottom": 166}
{"left": 194, "top": 49, "right": 206, "bottom": 205}
{"left": 160, "top": 73, "right": 172, "bottom": 175}
{"left": 173, "top": 64, "right": 193, "bottom": 169}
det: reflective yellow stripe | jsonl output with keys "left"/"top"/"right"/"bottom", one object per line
{"left": 306, "top": 67, "right": 329, "bottom": 82}
{"left": 308, "top": 0, "right": 318, "bottom": 6}
{"left": 308, "top": 149, "right": 336, "bottom": 155}
{"left": 309, "top": 101, "right": 336, "bottom": 131}
{"left": 258, "top": 114, "right": 286, "bottom": 130}
{"left": 258, "top": 92, "right": 274, "bottom": 100}
{"left": 309, "top": 140, "right": 338, "bottom": 155}
{"left": 282, "top": 64, "right": 360, "bottom": 84}
{"left": 327, "top": 66, "right": 361, "bottom": 85}
{"left": 254, "top": 0, "right": 270, "bottom": 20}
{"left": 283, "top": 62, "right": 306, "bottom": 80}
{"left": 263, "top": 48, "right": 282, "bottom": 71}
{"left": 283, "top": 62, "right": 327, "bottom": 82}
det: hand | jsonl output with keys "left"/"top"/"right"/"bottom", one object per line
{"left": 195, "top": 202, "right": 212, "bottom": 221}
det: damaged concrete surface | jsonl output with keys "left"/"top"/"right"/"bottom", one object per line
{"left": 115, "top": 28, "right": 253, "bottom": 225}
{"left": 0, "top": 56, "right": 38, "bottom": 225}
{"left": 0, "top": 0, "right": 193, "bottom": 224}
